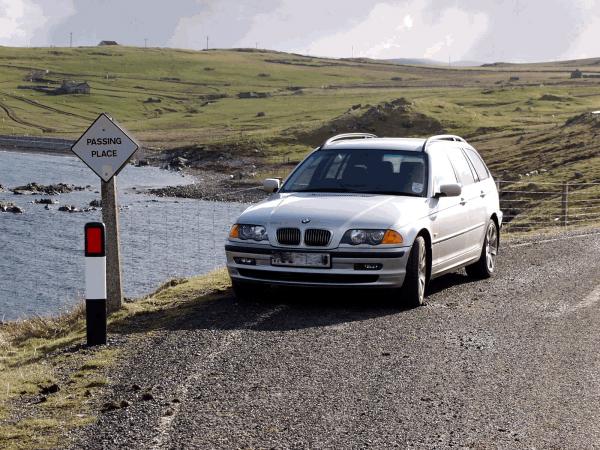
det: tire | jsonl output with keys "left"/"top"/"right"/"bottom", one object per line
{"left": 466, "top": 220, "right": 499, "bottom": 279}
{"left": 402, "top": 236, "right": 428, "bottom": 307}
{"left": 231, "top": 279, "right": 267, "bottom": 301}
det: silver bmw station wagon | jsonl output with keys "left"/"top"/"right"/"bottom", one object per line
{"left": 225, "top": 133, "right": 502, "bottom": 306}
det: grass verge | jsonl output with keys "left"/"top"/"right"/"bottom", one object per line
{"left": 0, "top": 269, "right": 230, "bottom": 449}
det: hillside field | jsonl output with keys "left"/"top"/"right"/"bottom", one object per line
{"left": 1, "top": 45, "right": 599, "bottom": 228}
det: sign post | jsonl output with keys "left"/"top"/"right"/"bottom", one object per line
{"left": 72, "top": 113, "right": 139, "bottom": 312}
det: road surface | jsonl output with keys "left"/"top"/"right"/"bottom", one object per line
{"left": 73, "top": 229, "right": 600, "bottom": 449}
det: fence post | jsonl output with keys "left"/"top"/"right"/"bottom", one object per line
{"left": 561, "top": 181, "right": 569, "bottom": 227}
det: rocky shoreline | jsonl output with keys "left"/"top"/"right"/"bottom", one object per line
{"left": 0, "top": 182, "right": 101, "bottom": 214}
{"left": 147, "top": 179, "right": 267, "bottom": 203}
{"left": 3, "top": 139, "right": 285, "bottom": 204}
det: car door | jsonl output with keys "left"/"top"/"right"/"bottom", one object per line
{"left": 445, "top": 146, "right": 482, "bottom": 259}
{"left": 462, "top": 146, "right": 491, "bottom": 252}
{"left": 428, "top": 147, "right": 469, "bottom": 273}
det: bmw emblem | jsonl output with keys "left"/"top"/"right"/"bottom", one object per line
{"left": 301, "top": 218, "right": 311, "bottom": 224}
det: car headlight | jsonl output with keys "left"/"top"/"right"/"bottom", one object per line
{"left": 341, "top": 229, "right": 403, "bottom": 245}
{"left": 229, "top": 224, "right": 268, "bottom": 241}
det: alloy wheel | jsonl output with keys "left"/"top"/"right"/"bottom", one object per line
{"left": 485, "top": 223, "right": 498, "bottom": 273}
{"left": 418, "top": 240, "right": 427, "bottom": 302}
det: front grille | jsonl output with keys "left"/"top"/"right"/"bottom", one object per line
{"left": 277, "top": 228, "right": 301, "bottom": 245}
{"left": 304, "top": 229, "right": 331, "bottom": 247}
{"left": 238, "top": 268, "right": 379, "bottom": 284}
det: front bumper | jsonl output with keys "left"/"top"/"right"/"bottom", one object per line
{"left": 225, "top": 243, "right": 410, "bottom": 288}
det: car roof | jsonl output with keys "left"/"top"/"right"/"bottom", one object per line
{"left": 321, "top": 137, "right": 427, "bottom": 152}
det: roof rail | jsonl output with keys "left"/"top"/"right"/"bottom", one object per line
{"left": 323, "top": 133, "right": 378, "bottom": 146}
{"left": 421, "top": 134, "right": 467, "bottom": 151}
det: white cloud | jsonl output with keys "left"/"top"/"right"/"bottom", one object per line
{"left": 297, "top": 2, "right": 488, "bottom": 61}
{"left": 0, "top": 0, "right": 45, "bottom": 44}
{"left": 560, "top": 1, "right": 600, "bottom": 60}
{"left": 0, "top": 0, "right": 74, "bottom": 46}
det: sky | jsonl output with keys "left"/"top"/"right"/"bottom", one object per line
{"left": 1, "top": 0, "right": 599, "bottom": 63}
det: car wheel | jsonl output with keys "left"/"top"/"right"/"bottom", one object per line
{"left": 403, "top": 236, "right": 428, "bottom": 307}
{"left": 466, "top": 220, "right": 499, "bottom": 279}
{"left": 231, "top": 279, "right": 267, "bottom": 301}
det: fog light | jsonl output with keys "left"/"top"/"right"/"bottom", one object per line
{"left": 234, "top": 257, "right": 256, "bottom": 265}
{"left": 354, "top": 263, "right": 382, "bottom": 271}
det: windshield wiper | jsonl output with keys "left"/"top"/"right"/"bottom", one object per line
{"left": 359, "top": 191, "right": 422, "bottom": 197}
{"left": 291, "top": 188, "right": 352, "bottom": 193}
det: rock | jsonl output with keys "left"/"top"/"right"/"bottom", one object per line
{"left": 58, "top": 205, "right": 80, "bottom": 212}
{"left": 119, "top": 399, "right": 130, "bottom": 408}
{"left": 89, "top": 199, "right": 102, "bottom": 207}
{"left": 12, "top": 182, "right": 85, "bottom": 195}
{"left": 131, "top": 384, "right": 142, "bottom": 391}
{"left": 172, "top": 398, "right": 181, "bottom": 403}
{"left": 256, "top": 111, "right": 266, "bottom": 117}
{"left": 171, "top": 157, "right": 188, "bottom": 168}
{"left": 102, "top": 401, "right": 121, "bottom": 412}
{"left": 237, "top": 91, "right": 271, "bottom": 99}
{"left": 575, "top": 172, "right": 584, "bottom": 179}
{"left": 34, "top": 198, "right": 58, "bottom": 205}
{"left": 141, "top": 392, "right": 154, "bottom": 401}
{"left": 39, "top": 383, "right": 60, "bottom": 395}
{"left": 4, "top": 204, "right": 24, "bottom": 214}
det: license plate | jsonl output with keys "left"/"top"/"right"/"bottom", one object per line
{"left": 271, "top": 252, "right": 330, "bottom": 268}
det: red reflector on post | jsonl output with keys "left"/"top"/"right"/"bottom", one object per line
{"left": 85, "top": 222, "right": 106, "bottom": 257}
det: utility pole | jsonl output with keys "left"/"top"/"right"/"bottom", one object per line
{"left": 352, "top": 46, "right": 354, "bottom": 58}
{"left": 206, "top": 35, "right": 209, "bottom": 50}
{"left": 255, "top": 42, "right": 258, "bottom": 49}
{"left": 70, "top": 32, "right": 73, "bottom": 48}
{"left": 144, "top": 38, "right": 148, "bottom": 49}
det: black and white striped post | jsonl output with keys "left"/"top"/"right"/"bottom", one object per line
{"left": 85, "top": 222, "right": 107, "bottom": 346}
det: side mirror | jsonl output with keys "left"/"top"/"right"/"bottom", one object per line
{"left": 263, "top": 178, "right": 281, "bottom": 193}
{"left": 436, "top": 183, "right": 462, "bottom": 198}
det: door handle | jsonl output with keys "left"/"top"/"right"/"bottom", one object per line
{"left": 460, "top": 198, "right": 467, "bottom": 206}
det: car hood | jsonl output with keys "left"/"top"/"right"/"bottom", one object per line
{"left": 238, "top": 192, "right": 429, "bottom": 230}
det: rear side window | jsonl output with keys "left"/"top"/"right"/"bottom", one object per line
{"left": 464, "top": 148, "right": 490, "bottom": 181}
{"left": 447, "top": 147, "right": 476, "bottom": 186}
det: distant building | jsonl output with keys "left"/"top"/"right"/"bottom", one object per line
{"left": 571, "top": 69, "right": 583, "bottom": 79}
{"left": 56, "top": 80, "right": 91, "bottom": 95}
{"left": 24, "top": 69, "right": 49, "bottom": 82}
{"left": 98, "top": 40, "right": 118, "bottom": 46}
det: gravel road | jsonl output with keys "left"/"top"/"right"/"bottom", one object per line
{"left": 72, "top": 229, "right": 600, "bottom": 449}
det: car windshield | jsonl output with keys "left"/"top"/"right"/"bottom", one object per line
{"left": 281, "top": 149, "right": 428, "bottom": 197}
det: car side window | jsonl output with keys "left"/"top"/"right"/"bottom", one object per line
{"left": 430, "top": 150, "right": 457, "bottom": 191}
{"left": 464, "top": 148, "right": 490, "bottom": 181}
{"left": 447, "top": 147, "right": 476, "bottom": 186}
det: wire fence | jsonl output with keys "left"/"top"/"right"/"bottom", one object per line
{"left": 497, "top": 180, "right": 600, "bottom": 233}
{"left": 2, "top": 171, "right": 599, "bottom": 320}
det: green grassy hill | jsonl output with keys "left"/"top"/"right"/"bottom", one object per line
{"left": 1, "top": 45, "right": 600, "bottom": 194}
